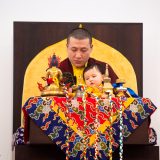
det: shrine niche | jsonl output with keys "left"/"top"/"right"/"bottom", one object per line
{"left": 13, "top": 22, "right": 159, "bottom": 160}
{"left": 14, "top": 22, "right": 143, "bottom": 131}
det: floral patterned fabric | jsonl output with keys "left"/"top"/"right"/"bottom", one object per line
{"left": 23, "top": 96, "right": 156, "bottom": 160}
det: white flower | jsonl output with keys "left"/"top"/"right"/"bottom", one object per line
{"left": 42, "top": 105, "right": 51, "bottom": 113}
{"left": 129, "top": 104, "right": 138, "bottom": 112}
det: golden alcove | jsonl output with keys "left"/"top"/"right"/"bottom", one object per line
{"left": 22, "top": 37, "right": 137, "bottom": 107}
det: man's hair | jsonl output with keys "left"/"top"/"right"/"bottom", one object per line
{"left": 83, "top": 63, "right": 104, "bottom": 80}
{"left": 67, "top": 28, "right": 92, "bottom": 45}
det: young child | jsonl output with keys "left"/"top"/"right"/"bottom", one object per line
{"left": 83, "top": 64, "right": 105, "bottom": 97}
{"left": 83, "top": 64, "right": 104, "bottom": 87}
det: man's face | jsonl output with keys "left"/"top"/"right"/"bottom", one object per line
{"left": 67, "top": 37, "right": 92, "bottom": 67}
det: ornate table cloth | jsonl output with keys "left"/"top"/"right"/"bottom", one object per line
{"left": 22, "top": 96, "right": 156, "bottom": 160}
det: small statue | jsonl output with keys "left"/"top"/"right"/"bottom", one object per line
{"left": 41, "top": 54, "right": 65, "bottom": 96}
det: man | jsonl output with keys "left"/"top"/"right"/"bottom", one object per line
{"left": 59, "top": 28, "right": 118, "bottom": 85}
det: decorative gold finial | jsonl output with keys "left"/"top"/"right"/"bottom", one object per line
{"left": 79, "top": 24, "right": 83, "bottom": 28}
{"left": 103, "top": 64, "right": 114, "bottom": 96}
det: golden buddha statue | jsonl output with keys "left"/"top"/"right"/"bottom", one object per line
{"left": 41, "top": 54, "right": 65, "bottom": 96}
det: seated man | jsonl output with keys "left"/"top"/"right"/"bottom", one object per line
{"left": 59, "top": 28, "right": 118, "bottom": 85}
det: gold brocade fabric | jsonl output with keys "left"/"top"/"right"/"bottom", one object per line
{"left": 50, "top": 96, "right": 135, "bottom": 146}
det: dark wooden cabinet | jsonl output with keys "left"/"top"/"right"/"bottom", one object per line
{"left": 14, "top": 22, "right": 159, "bottom": 160}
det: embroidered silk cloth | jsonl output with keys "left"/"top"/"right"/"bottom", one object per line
{"left": 23, "top": 96, "right": 156, "bottom": 159}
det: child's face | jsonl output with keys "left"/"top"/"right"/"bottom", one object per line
{"left": 84, "top": 67, "right": 103, "bottom": 87}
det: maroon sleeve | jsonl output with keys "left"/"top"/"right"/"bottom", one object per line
{"left": 59, "top": 58, "right": 73, "bottom": 75}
